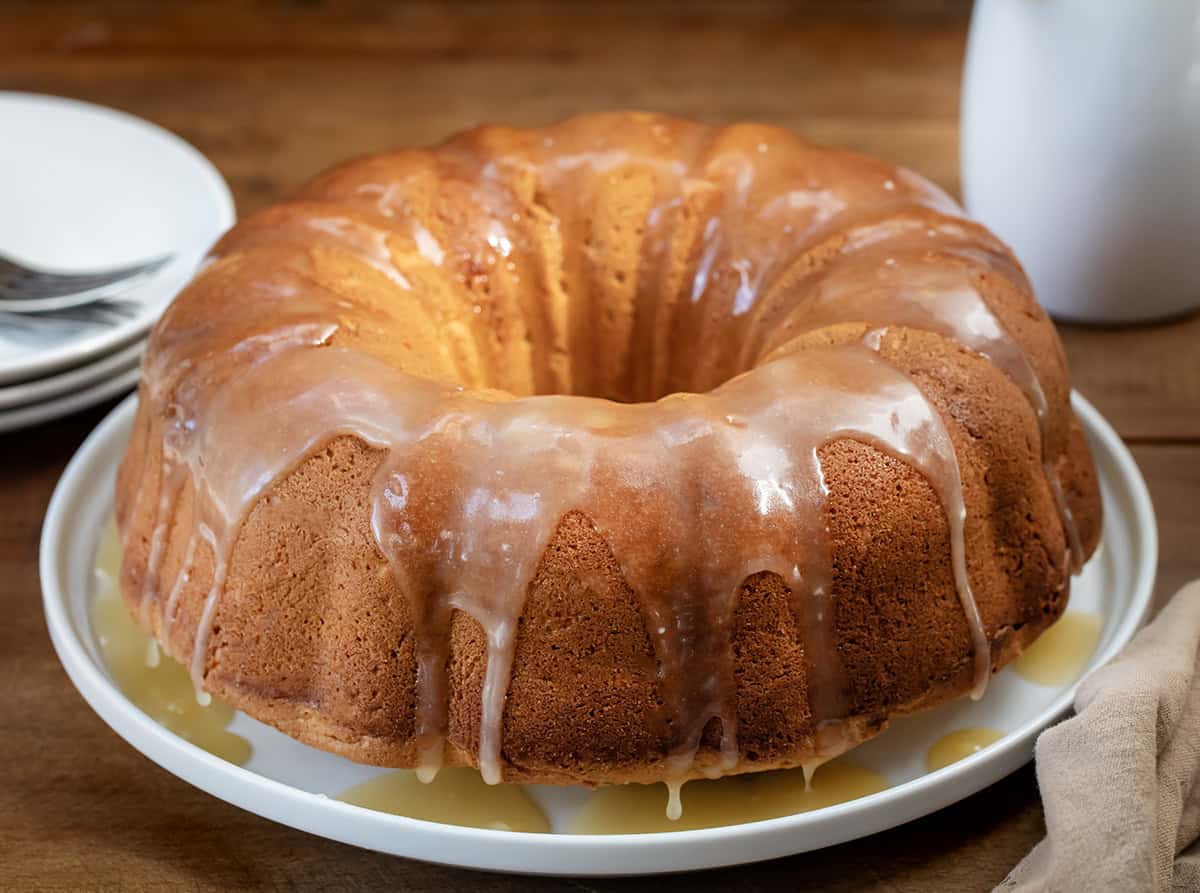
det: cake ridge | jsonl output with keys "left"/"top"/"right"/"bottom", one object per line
{"left": 127, "top": 338, "right": 985, "bottom": 786}
{"left": 116, "top": 111, "right": 1101, "bottom": 789}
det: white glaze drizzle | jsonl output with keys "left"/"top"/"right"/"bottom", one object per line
{"left": 123, "top": 113, "right": 1091, "bottom": 798}
{"left": 136, "top": 337, "right": 981, "bottom": 785}
{"left": 752, "top": 214, "right": 1084, "bottom": 574}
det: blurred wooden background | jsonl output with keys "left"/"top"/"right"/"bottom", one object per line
{"left": 2, "top": 1, "right": 973, "bottom": 201}
{"left": 1, "top": 2, "right": 1197, "bottom": 890}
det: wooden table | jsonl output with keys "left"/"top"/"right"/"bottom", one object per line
{"left": 2, "top": 3, "right": 1197, "bottom": 889}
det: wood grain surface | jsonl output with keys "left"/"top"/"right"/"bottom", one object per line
{"left": 2, "top": 2, "right": 1197, "bottom": 889}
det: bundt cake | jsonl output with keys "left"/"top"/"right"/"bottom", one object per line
{"left": 115, "top": 111, "right": 1101, "bottom": 799}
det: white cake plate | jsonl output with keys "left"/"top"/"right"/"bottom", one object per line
{"left": 0, "top": 92, "right": 234, "bottom": 385}
{"left": 40, "top": 392, "right": 1156, "bottom": 876}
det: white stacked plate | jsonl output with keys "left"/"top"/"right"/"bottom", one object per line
{"left": 41, "top": 392, "right": 1156, "bottom": 875}
{"left": 0, "top": 92, "right": 235, "bottom": 433}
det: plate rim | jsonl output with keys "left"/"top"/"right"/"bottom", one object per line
{"left": 0, "top": 364, "right": 140, "bottom": 434}
{"left": 0, "top": 91, "right": 235, "bottom": 385}
{"left": 0, "top": 337, "right": 145, "bottom": 412}
{"left": 39, "top": 391, "right": 1158, "bottom": 875}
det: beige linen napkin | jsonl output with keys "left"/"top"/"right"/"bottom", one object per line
{"left": 999, "top": 580, "right": 1200, "bottom": 892}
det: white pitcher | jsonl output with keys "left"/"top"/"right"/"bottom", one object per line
{"left": 962, "top": 0, "right": 1200, "bottom": 323}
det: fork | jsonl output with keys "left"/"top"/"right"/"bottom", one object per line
{"left": 0, "top": 300, "right": 142, "bottom": 335}
{"left": 0, "top": 253, "right": 172, "bottom": 314}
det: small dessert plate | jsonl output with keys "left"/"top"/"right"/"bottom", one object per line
{"left": 40, "top": 393, "right": 1156, "bottom": 876}
{"left": 0, "top": 363, "right": 140, "bottom": 434}
{"left": 0, "top": 92, "right": 234, "bottom": 385}
{"left": 0, "top": 337, "right": 144, "bottom": 412}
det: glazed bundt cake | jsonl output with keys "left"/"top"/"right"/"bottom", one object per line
{"left": 115, "top": 111, "right": 1101, "bottom": 796}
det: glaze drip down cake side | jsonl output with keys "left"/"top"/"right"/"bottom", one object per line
{"left": 114, "top": 111, "right": 1102, "bottom": 803}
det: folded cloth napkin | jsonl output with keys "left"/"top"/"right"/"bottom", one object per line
{"left": 999, "top": 580, "right": 1200, "bottom": 892}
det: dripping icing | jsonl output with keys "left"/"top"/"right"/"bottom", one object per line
{"left": 138, "top": 340, "right": 983, "bottom": 785}
{"left": 571, "top": 759, "right": 890, "bottom": 832}
{"left": 749, "top": 215, "right": 1083, "bottom": 574}
{"left": 124, "top": 113, "right": 1093, "bottom": 787}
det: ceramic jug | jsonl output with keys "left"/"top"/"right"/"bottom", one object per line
{"left": 962, "top": 0, "right": 1200, "bottom": 323}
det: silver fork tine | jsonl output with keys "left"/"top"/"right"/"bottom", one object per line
{"left": 0, "top": 253, "right": 170, "bottom": 276}
{"left": 0, "top": 254, "right": 172, "bottom": 312}
{"left": 0, "top": 255, "right": 164, "bottom": 281}
{"left": 0, "top": 255, "right": 170, "bottom": 295}
{"left": 0, "top": 300, "right": 142, "bottom": 334}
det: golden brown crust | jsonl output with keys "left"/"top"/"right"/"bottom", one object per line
{"left": 117, "top": 334, "right": 1098, "bottom": 784}
{"left": 115, "top": 112, "right": 1102, "bottom": 785}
